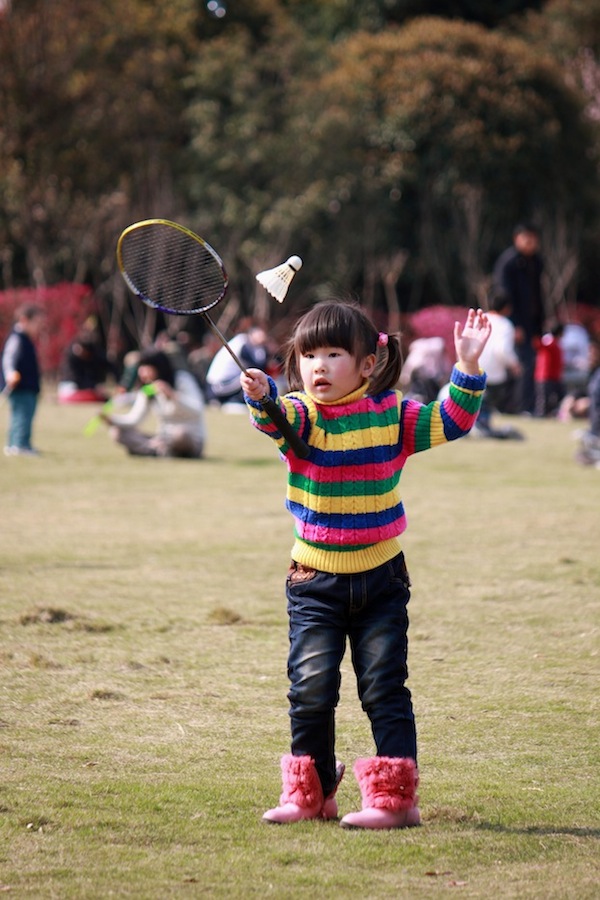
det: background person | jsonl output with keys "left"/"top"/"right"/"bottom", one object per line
{"left": 478, "top": 288, "right": 522, "bottom": 421}
{"left": 206, "top": 322, "right": 269, "bottom": 410}
{"left": 1, "top": 304, "right": 45, "bottom": 456}
{"left": 103, "top": 350, "right": 206, "bottom": 458}
{"left": 559, "top": 337, "right": 598, "bottom": 422}
{"left": 493, "top": 223, "right": 546, "bottom": 414}
{"left": 560, "top": 321, "right": 590, "bottom": 396}
{"left": 534, "top": 321, "right": 564, "bottom": 418}
{"left": 398, "top": 335, "right": 450, "bottom": 404}
{"left": 572, "top": 339, "right": 600, "bottom": 467}
{"left": 57, "top": 320, "right": 117, "bottom": 403}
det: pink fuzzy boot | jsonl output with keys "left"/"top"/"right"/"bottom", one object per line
{"left": 263, "top": 755, "right": 344, "bottom": 824}
{"left": 340, "top": 756, "right": 420, "bottom": 829}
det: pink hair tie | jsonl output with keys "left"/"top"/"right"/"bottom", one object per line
{"left": 377, "top": 332, "right": 389, "bottom": 347}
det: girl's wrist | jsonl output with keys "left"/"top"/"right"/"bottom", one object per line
{"left": 456, "top": 360, "right": 480, "bottom": 376}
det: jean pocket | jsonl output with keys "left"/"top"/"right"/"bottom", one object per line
{"left": 287, "top": 560, "right": 318, "bottom": 585}
{"left": 386, "top": 552, "right": 411, "bottom": 589}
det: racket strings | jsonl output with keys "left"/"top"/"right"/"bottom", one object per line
{"left": 119, "top": 225, "right": 226, "bottom": 314}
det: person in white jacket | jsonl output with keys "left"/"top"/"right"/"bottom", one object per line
{"left": 478, "top": 289, "right": 522, "bottom": 416}
{"left": 104, "top": 350, "right": 206, "bottom": 458}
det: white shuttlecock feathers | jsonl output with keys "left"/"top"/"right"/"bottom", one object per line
{"left": 255, "top": 255, "right": 302, "bottom": 303}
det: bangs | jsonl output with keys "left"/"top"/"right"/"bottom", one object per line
{"left": 294, "top": 302, "right": 371, "bottom": 356}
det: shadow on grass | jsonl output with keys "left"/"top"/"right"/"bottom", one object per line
{"left": 476, "top": 822, "right": 600, "bottom": 838}
{"left": 231, "top": 457, "right": 280, "bottom": 468}
{"left": 201, "top": 455, "right": 279, "bottom": 467}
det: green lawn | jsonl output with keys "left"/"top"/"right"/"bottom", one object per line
{"left": 0, "top": 396, "right": 598, "bottom": 898}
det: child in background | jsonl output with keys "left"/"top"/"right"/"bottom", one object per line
{"left": 241, "top": 300, "right": 490, "bottom": 829}
{"left": 1, "top": 304, "right": 45, "bottom": 456}
{"left": 534, "top": 322, "right": 564, "bottom": 417}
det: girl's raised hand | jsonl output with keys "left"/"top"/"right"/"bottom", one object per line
{"left": 454, "top": 308, "right": 492, "bottom": 375}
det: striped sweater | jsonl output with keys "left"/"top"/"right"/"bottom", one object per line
{"left": 245, "top": 365, "right": 486, "bottom": 574}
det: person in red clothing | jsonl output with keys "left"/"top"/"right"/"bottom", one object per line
{"left": 534, "top": 322, "right": 565, "bottom": 417}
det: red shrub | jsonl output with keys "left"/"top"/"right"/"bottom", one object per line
{"left": 406, "top": 304, "right": 469, "bottom": 359}
{"left": 0, "top": 283, "right": 97, "bottom": 376}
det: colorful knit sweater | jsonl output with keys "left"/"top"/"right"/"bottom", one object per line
{"left": 245, "top": 365, "right": 486, "bottom": 574}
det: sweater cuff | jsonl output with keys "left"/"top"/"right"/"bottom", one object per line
{"left": 243, "top": 374, "right": 278, "bottom": 410}
{"left": 451, "top": 364, "right": 486, "bottom": 391}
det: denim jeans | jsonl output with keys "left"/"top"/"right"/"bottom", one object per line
{"left": 8, "top": 390, "right": 38, "bottom": 449}
{"left": 285, "top": 552, "right": 416, "bottom": 796}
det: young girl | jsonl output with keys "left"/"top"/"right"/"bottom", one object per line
{"left": 240, "top": 301, "right": 490, "bottom": 829}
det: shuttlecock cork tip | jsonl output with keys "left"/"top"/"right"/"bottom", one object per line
{"left": 287, "top": 256, "right": 302, "bottom": 271}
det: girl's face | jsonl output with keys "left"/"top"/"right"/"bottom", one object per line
{"left": 299, "top": 346, "right": 375, "bottom": 403}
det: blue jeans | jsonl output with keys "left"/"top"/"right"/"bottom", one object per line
{"left": 8, "top": 390, "right": 38, "bottom": 449}
{"left": 286, "top": 552, "right": 416, "bottom": 796}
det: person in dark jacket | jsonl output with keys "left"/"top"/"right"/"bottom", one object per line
{"left": 1, "top": 304, "right": 45, "bottom": 456}
{"left": 493, "top": 223, "right": 546, "bottom": 414}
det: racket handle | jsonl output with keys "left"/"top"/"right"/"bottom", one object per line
{"left": 260, "top": 395, "right": 310, "bottom": 459}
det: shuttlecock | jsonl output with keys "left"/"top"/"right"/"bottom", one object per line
{"left": 256, "top": 255, "right": 303, "bottom": 303}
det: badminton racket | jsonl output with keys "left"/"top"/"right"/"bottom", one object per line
{"left": 116, "top": 219, "right": 310, "bottom": 458}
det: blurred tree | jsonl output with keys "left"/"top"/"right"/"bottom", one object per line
{"left": 292, "top": 18, "right": 598, "bottom": 309}
{"left": 515, "top": 0, "right": 600, "bottom": 305}
{"left": 385, "top": 1, "right": 546, "bottom": 29}
{"left": 0, "top": 0, "right": 204, "bottom": 353}
{"left": 184, "top": 1, "right": 332, "bottom": 323}
{"left": 517, "top": 0, "right": 600, "bottom": 56}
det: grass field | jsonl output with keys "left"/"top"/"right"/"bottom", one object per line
{"left": 1, "top": 396, "right": 598, "bottom": 898}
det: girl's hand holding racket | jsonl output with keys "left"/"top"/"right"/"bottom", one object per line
{"left": 240, "top": 368, "right": 270, "bottom": 402}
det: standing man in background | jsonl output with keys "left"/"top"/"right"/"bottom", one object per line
{"left": 493, "top": 223, "right": 546, "bottom": 415}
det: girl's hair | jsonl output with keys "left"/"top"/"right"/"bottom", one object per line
{"left": 284, "top": 300, "right": 403, "bottom": 394}
{"left": 137, "top": 349, "right": 176, "bottom": 388}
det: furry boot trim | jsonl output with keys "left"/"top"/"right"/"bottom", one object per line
{"left": 340, "top": 756, "right": 420, "bottom": 830}
{"left": 263, "top": 754, "right": 325, "bottom": 824}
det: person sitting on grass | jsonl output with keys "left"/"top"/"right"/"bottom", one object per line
{"left": 102, "top": 349, "right": 206, "bottom": 458}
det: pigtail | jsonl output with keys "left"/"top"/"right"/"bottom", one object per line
{"left": 369, "top": 332, "right": 403, "bottom": 394}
